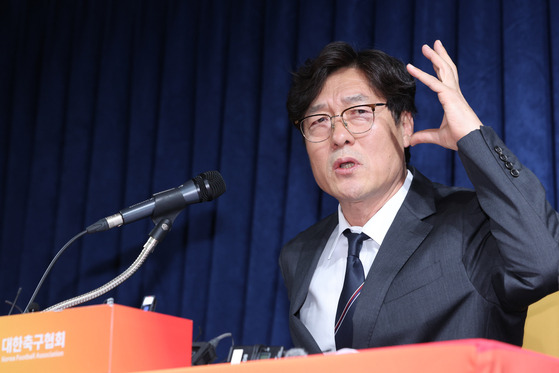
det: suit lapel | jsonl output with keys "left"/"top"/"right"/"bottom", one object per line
{"left": 290, "top": 214, "right": 338, "bottom": 314}
{"left": 353, "top": 168, "right": 437, "bottom": 348}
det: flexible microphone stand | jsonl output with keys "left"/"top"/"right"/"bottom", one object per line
{"left": 25, "top": 207, "right": 180, "bottom": 313}
{"left": 44, "top": 218, "right": 173, "bottom": 312}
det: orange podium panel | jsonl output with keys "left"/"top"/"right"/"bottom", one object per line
{"left": 0, "top": 304, "right": 192, "bottom": 373}
{"left": 141, "top": 339, "right": 559, "bottom": 373}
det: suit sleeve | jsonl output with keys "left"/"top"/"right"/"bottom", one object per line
{"left": 457, "top": 126, "right": 559, "bottom": 309}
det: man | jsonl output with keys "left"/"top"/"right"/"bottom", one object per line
{"left": 279, "top": 40, "right": 559, "bottom": 354}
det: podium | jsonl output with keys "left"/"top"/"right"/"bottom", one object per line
{"left": 0, "top": 304, "right": 192, "bottom": 372}
{"left": 146, "top": 339, "right": 559, "bottom": 373}
{"left": 2, "top": 304, "right": 559, "bottom": 373}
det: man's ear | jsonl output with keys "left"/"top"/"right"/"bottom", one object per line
{"left": 400, "top": 112, "right": 414, "bottom": 148}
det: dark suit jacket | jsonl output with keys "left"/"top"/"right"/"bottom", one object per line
{"left": 279, "top": 127, "right": 559, "bottom": 354}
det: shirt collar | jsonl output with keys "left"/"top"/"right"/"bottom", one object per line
{"left": 328, "top": 169, "right": 414, "bottom": 259}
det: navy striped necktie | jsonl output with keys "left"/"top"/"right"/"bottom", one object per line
{"left": 334, "top": 229, "right": 369, "bottom": 349}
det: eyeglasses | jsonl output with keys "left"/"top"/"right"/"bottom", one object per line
{"left": 295, "top": 103, "right": 387, "bottom": 143}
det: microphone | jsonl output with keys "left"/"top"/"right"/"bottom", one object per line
{"left": 86, "top": 171, "right": 226, "bottom": 233}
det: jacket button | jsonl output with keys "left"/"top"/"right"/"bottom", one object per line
{"left": 494, "top": 146, "right": 503, "bottom": 154}
{"left": 505, "top": 161, "right": 514, "bottom": 170}
{"left": 499, "top": 154, "right": 508, "bottom": 161}
{"left": 511, "top": 169, "right": 520, "bottom": 177}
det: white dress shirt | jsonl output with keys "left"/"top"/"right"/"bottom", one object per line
{"left": 299, "top": 170, "right": 413, "bottom": 352}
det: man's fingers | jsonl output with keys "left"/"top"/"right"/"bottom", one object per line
{"left": 406, "top": 63, "right": 444, "bottom": 93}
{"left": 410, "top": 128, "right": 458, "bottom": 151}
{"left": 420, "top": 42, "right": 458, "bottom": 87}
{"left": 410, "top": 129, "right": 440, "bottom": 147}
{"left": 433, "top": 40, "right": 459, "bottom": 82}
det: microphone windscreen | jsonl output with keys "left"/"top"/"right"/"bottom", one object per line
{"left": 27, "top": 302, "right": 41, "bottom": 312}
{"left": 196, "top": 171, "right": 226, "bottom": 201}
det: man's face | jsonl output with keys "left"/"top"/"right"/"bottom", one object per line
{"left": 304, "top": 67, "right": 413, "bottom": 215}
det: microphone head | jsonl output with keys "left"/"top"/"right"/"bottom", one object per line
{"left": 195, "top": 171, "right": 226, "bottom": 202}
{"left": 27, "top": 302, "right": 41, "bottom": 312}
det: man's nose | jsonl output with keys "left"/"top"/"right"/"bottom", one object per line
{"left": 330, "top": 116, "right": 355, "bottom": 146}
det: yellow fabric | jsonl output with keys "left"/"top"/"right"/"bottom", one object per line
{"left": 524, "top": 292, "right": 559, "bottom": 358}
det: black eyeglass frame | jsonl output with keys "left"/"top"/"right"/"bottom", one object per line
{"left": 295, "top": 103, "right": 387, "bottom": 143}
